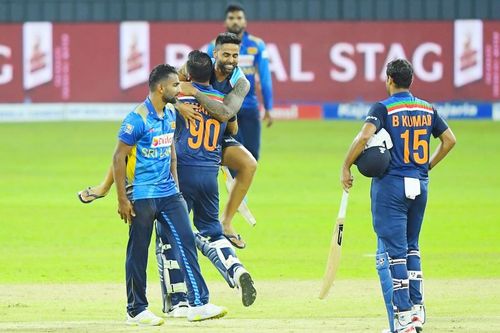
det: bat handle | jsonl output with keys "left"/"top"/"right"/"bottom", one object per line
{"left": 338, "top": 190, "right": 349, "bottom": 219}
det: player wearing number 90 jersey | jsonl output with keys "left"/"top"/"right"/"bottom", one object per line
{"left": 163, "top": 51, "right": 256, "bottom": 312}
{"left": 175, "top": 84, "right": 227, "bottom": 169}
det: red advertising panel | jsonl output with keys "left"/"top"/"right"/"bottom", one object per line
{"left": 0, "top": 21, "right": 498, "bottom": 103}
{"left": 0, "top": 24, "right": 23, "bottom": 101}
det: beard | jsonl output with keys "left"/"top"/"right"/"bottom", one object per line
{"left": 217, "top": 61, "right": 234, "bottom": 75}
{"left": 162, "top": 95, "right": 177, "bottom": 104}
{"left": 228, "top": 25, "right": 243, "bottom": 35}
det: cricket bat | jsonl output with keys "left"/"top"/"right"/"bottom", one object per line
{"left": 221, "top": 166, "right": 257, "bottom": 226}
{"left": 318, "top": 190, "right": 349, "bottom": 299}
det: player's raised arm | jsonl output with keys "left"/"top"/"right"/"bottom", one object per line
{"left": 181, "top": 77, "right": 249, "bottom": 123}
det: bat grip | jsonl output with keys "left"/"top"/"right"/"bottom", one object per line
{"left": 338, "top": 190, "right": 349, "bottom": 219}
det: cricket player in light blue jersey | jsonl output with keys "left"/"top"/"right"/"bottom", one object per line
{"left": 112, "top": 64, "right": 227, "bottom": 325}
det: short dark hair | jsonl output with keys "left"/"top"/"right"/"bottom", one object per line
{"left": 148, "top": 64, "right": 177, "bottom": 91}
{"left": 386, "top": 59, "right": 413, "bottom": 89}
{"left": 215, "top": 32, "right": 241, "bottom": 47}
{"left": 225, "top": 3, "right": 245, "bottom": 15}
{"left": 187, "top": 50, "right": 213, "bottom": 83}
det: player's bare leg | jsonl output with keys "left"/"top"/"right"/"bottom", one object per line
{"left": 221, "top": 145, "right": 257, "bottom": 248}
{"left": 77, "top": 165, "right": 114, "bottom": 203}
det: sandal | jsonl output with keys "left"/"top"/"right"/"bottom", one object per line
{"left": 77, "top": 187, "right": 107, "bottom": 204}
{"left": 223, "top": 233, "right": 246, "bottom": 249}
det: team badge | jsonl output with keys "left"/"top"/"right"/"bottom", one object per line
{"left": 170, "top": 121, "right": 176, "bottom": 129}
{"left": 247, "top": 47, "right": 258, "bottom": 55}
{"left": 125, "top": 123, "right": 134, "bottom": 134}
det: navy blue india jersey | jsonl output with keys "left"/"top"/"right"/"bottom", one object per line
{"left": 209, "top": 60, "right": 245, "bottom": 95}
{"left": 118, "top": 97, "right": 178, "bottom": 200}
{"left": 365, "top": 92, "right": 448, "bottom": 179}
{"left": 175, "top": 83, "right": 227, "bottom": 168}
{"left": 207, "top": 31, "right": 273, "bottom": 111}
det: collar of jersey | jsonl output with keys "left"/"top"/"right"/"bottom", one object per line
{"left": 192, "top": 82, "right": 212, "bottom": 91}
{"left": 391, "top": 91, "right": 413, "bottom": 98}
{"left": 144, "top": 97, "right": 164, "bottom": 120}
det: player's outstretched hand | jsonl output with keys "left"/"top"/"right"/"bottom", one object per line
{"left": 341, "top": 167, "right": 354, "bottom": 192}
{"left": 118, "top": 198, "right": 136, "bottom": 225}
{"left": 177, "top": 103, "right": 203, "bottom": 126}
{"left": 180, "top": 82, "right": 198, "bottom": 96}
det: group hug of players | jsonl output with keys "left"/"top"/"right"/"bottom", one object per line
{"left": 77, "top": 4, "right": 457, "bottom": 333}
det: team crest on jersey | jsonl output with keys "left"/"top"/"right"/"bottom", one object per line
{"left": 170, "top": 121, "right": 176, "bottom": 129}
{"left": 151, "top": 133, "right": 174, "bottom": 148}
{"left": 124, "top": 123, "right": 134, "bottom": 134}
{"left": 247, "top": 47, "right": 258, "bottom": 55}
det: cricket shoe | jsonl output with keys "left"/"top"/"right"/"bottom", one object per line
{"left": 165, "top": 301, "right": 189, "bottom": 318}
{"left": 126, "top": 309, "right": 164, "bottom": 326}
{"left": 187, "top": 303, "right": 228, "bottom": 322}
{"left": 411, "top": 304, "right": 425, "bottom": 332}
{"left": 234, "top": 267, "right": 257, "bottom": 307}
{"left": 394, "top": 309, "right": 419, "bottom": 333}
{"left": 381, "top": 326, "right": 417, "bottom": 333}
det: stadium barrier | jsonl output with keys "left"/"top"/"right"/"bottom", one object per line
{"left": 1, "top": 102, "right": 498, "bottom": 122}
{"left": 0, "top": 20, "right": 498, "bottom": 122}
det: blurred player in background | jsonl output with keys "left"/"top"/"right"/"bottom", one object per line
{"left": 112, "top": 64, "right": 227, "bottom": 325}
{"left": 158, "top": 50, "right": 256, "bottom": 318}
{"left": 340, "top": 59, "right": 456, "bottom": 333}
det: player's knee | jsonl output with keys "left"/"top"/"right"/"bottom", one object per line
{"left": 376, "top": 252, "right": 390, "bottom": 271}
{"left": 238, "top": 153, "right": 257, "bottom": 175}
{"left": 246, "top": 157, "right": 257, "bottom": 175}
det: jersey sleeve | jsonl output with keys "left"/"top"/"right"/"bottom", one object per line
{"left": 365, "top": 102, "right": 387, "bottom": 132}
{"left": 255, "top": 40, "right": 273, "bottom": 111}
{"left": 431, "top": 108, "right": 449, "bottom": 138}
{"left": 229, "top": 66, "right": 246, "bottom": 87}
{"left": 206, "top": 41, "right": 215, "bottom": 58}
{"left": 118, "top": 112, "right": 145, "bottom": 146}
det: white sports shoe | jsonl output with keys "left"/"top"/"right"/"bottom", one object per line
{"left": 382, "top": 309, "right": 420, "bottom": 333}
{"left": 381, "top": 326, "right": 417, "bottom": 333}
{"left": 394, "top": 309, "right": 418, "bottom": 333}
{"left": 234, "top": 267, "right": 257, "bottom": 307}
{"left": 165, "top": 301, "right": 189, "bottom": 318}
{"left": 411, "top": 304, "right": 425, "bottom": 332}
{"left": 126, "top": 309, "right": 164, "bottom": 326}
{"left": 187, "top": 303, "right": 228, "bottom": 322}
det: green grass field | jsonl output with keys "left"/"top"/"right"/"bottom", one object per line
{"left": 1, "top": 120, "right": 499, "bottom": 332}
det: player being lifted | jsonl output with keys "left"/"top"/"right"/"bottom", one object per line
{"left": 79, "top": 32, "right": 256, "bottom": 249}
{"left": 157, "top": 50, "right": 256, "bottom": 318}
{"left": 77, "top": 33, "right": 256, "bottom": 314}
{"left": 341, "top": 59, "right": 456, "bottom": 333}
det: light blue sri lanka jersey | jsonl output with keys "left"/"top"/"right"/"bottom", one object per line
{"left": 207, "top": 31, "right": 273, "bottom": 111}
{"left": 175, "top": 83, "right": 227, "bottom": 169}
{"left": 365, "top": 91, "right": 449, "bottom": 180}
{"left": 118, "top": 97, "right": 178, "bottom": 200}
